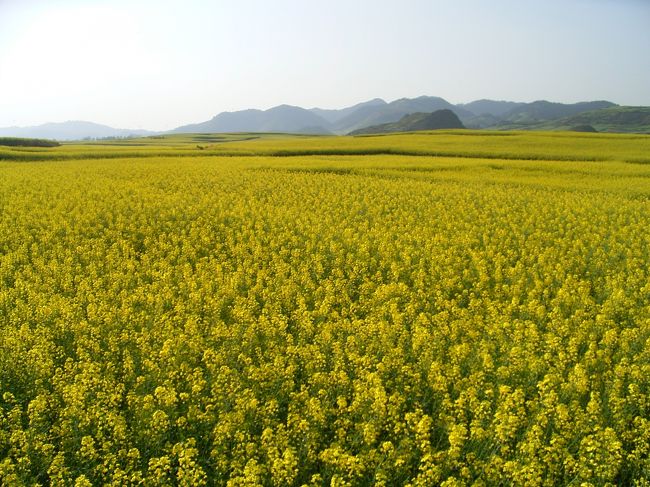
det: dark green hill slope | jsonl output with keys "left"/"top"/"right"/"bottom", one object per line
{"left": 0, "top": 137, "right": 60, "bottom": 147}
{"left": 496, "top": 106, "right": 650, "bottom": 133}
{"left": 349, "top": 109, "right": 465, "bottom": 135}
{"left": 561, "top": 106, "right": 650, "bottom": 133}
{"left": 501, "top": 100, "right": 616, "bottom": 123}
{"left": 336, "top": 97, "right": 472, "bottom": 134}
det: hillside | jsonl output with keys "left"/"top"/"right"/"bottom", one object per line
{"left": 496, "top": 106, "right": 650, "bottom": 133}
{"left": 462, "top": 100, "right": 619, "bottom": 129}
{"left": 172, "top": 104, "right": 332, "bottom": 134}
{"left": 309, "top": 98, "right": 387, "bottom": 124}
{"left": 333, "top": 96, "right": 473, "bottom": 134}
{"left": 349, "top": 109, "right": 465, "bottom": 135}
{"left": 560, "top": 106, "right": 650, "bottom": 133}
{"left": 459, "top": 99, "right": 526, "bottom": 117}
{"left": 499, "top": 100, "right": 616, "bottom": 124}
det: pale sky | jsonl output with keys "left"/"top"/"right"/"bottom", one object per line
{"left": 0, "top": 0, "right": 648, "bottom": 131}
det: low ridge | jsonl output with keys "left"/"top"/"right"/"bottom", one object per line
{"left": 349, "top": 109, "right": 465, "bottom": 135}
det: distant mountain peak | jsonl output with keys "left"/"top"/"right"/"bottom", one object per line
{"left": 270, "top": 104, "right": 299, "bottom": 110}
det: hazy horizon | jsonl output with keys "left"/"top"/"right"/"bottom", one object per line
{"left": 1, "top": 0, "right": 649, "bottom": 131}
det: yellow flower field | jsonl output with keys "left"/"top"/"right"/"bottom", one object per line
{"left": 1, "top": 131, "right": 649, "bottom": 485}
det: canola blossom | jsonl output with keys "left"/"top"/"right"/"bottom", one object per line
{"left": 1, "top": 131, "right": 650, "bottom": 485}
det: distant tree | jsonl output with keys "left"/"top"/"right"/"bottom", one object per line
{"left": 0, "top": 137, "right": 60, "bottom": 147}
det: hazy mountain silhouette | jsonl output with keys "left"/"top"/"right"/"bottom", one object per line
{"left": 461, "top": 100, "right": 619, "bottom": 128}
{"left": 168, "top": 98, "right": 632, "bottom": 134}
{"left": 169, "top": 96, "right": 475, "bottom": 135}
{"left": 4, "top": 97, "right": 643, "bottom": 140}
{"left": 332, "top": 96, "right": 474, "bottom": 133}
{"left": 499, "top": 100, "right": 616, "bottom": 123}
{"left": 172, "top": 104, "right": 332, "bottom": 134}
{"left": 496, "top": 106, "right": 650, "bottom": 133}
{"left": 460, "top": 99, "right": 526, "bottom": 118}
{"left": 349, "top": 109, "right": 465, "bottom": 135}
{"left": 563, "top": 106, "right": 650, "bottom": 132}
{"left": 0, "top": 121, "right": 155, "bottom": 141}
{"left": 309, "top": 98, "right": 387, "bottom": 124}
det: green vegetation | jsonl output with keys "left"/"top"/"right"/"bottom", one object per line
{"left": 561, "top": 106, "right": 650, "bottom": 133}
{"left": 0, "top": 137, "right": 60, "bottom": 148}
{"left": 494, "top": 107, "right": 650, "bottom": 134}
{"left": 349, "top": 110, "right": 464, "bottom": 135}
{"left": 1, "top": 131, "right": 650, "bottom": 485}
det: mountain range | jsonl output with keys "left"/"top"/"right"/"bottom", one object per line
{"left": 2, "top": 97, "right": 648, "bottom": 140}
{"left": 0, "top": 121, "right": 155, "bottom": 141}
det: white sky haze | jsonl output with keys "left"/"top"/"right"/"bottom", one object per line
{"left": 0, "top": 0, "right": 648, "bottom": 130}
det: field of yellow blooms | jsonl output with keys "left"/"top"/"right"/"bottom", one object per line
{"left": 1, "top": 131, "right": 650, "bottom": 485}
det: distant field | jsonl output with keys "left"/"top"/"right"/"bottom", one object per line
{"left": 1, "top": 130, "right": 650, "bottom": 163}
{"left": 1, "top": 131, "right": 650, "bottom": 485}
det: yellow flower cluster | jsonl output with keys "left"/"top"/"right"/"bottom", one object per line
{"left": 1, "top": 131, "right": 650, "bottom": 485}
